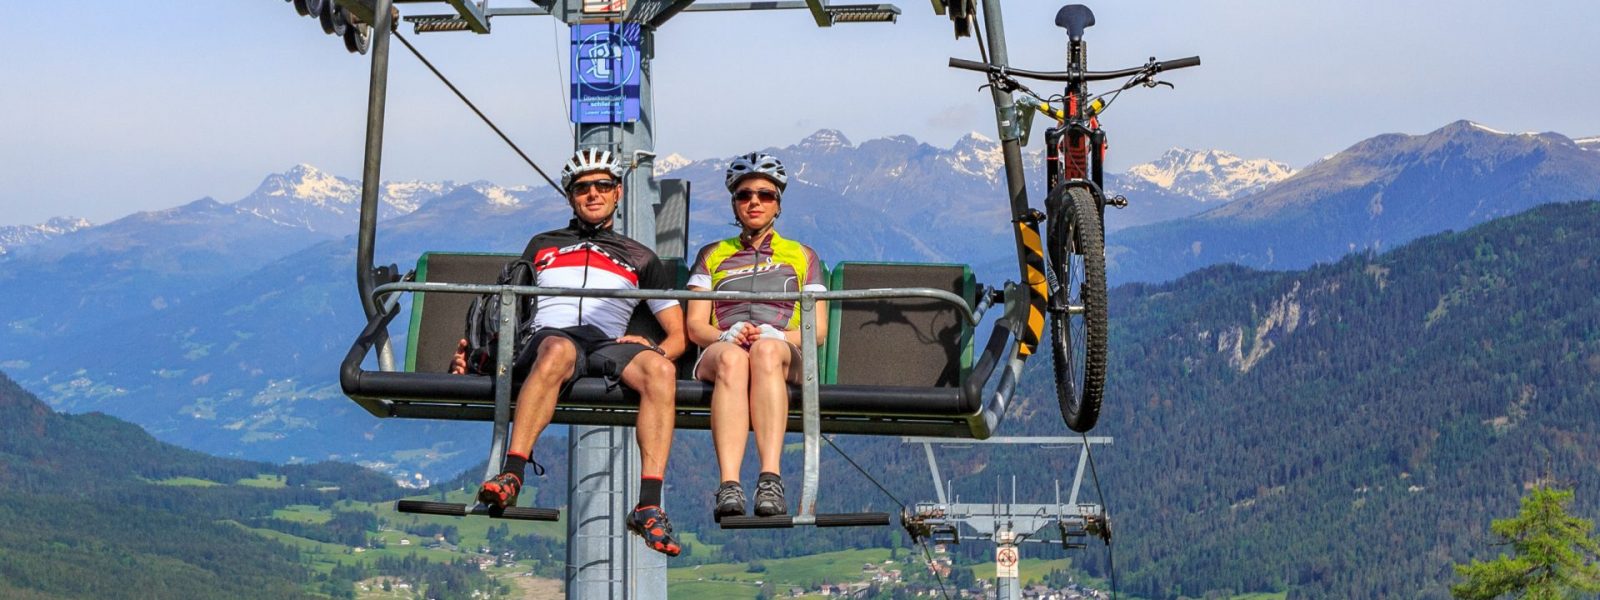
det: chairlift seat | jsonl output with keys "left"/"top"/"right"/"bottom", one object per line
{"left": 343, "top": 252, "right": 996, "bottom": 437}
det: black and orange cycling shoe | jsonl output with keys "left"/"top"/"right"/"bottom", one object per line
{"left": 625, "top": 505, "right": 682, "bottom": 557}
{"left": 477, "top": 472, "right": 522, "bottom": 510}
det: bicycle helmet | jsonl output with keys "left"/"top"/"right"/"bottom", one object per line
{"left": 725, "top": 152, "right": 788, "bottom": 193}
{"left": 560, "top": 148, "right": 625, "bottom": 192}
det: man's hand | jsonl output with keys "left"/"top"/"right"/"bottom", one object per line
{"left": 450, "top": 339, "right": 469, "bottom": 375}
{"left": 617, "top": 335, "right": 664, "bottom": 354}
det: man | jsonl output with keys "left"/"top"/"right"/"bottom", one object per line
{"left": 450, "top": 148, "right": 686, "bottom": 556}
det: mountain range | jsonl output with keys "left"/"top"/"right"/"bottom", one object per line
{"left": 2, "top": 120, "right": 1597, "bottom": 486}
{"left": 0, "top": 131, "right": 1289, "bottom": 482}
{"left": 1108, "top": 120, "right": 1600, "bottom": 282}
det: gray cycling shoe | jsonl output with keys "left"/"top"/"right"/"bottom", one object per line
{"left": 713, "top": 481, "right": 746, "bottom": 522}
{"left": 754, "top": 476, "right": 787, "bottom": 517}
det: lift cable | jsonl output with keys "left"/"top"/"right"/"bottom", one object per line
{"left": 393, "top": 31, "right": 563, "bottom": 191}
{"left": 1081, "top": 430, "right": 1118, "bottom": 599}
{"left": 969, "top": 13, "right": 990, "bottom": 67}
{"left": 548, "top": 18, "right": 574, "bottom": 137}
{"left": 823, "top": 435, "right": 953, "bottom": 600}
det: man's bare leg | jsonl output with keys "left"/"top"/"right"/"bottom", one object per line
{"left": 619, "top": 349, "right": 685, "bottom": 556}
{"left": 479, "top": 336, "right": 577, "bottom": 510}
{"left": 619, "top": 350, "right": 679, "bottom": 478}
{"left": 508, "top": 336, "right": 579, "bottom": 456}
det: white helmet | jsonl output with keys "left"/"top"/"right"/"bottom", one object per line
{"left": 560, "top": 148, "right": 625, "bottom": 192}
{"left": 725, "top": 152, "right": 788, "bottom": 193}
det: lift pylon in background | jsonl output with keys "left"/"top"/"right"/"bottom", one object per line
{"left": 901, "top": 436, "right": 1113, "bottom": 600}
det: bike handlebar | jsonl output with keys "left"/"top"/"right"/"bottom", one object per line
{"left": 948, "top": 56, "right": 1201, "bottom": 83}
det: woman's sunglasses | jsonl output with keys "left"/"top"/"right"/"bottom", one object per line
{"left": 733, "top": 189, "right": 780, "bottom": 203}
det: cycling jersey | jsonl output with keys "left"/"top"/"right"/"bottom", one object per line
{"left": 686, "top": 230, "right": 826, "bottom": 331}
{"left": 519, "top": 219, "right": 677, "bottom": 339}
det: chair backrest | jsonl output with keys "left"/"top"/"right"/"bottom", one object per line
{"left": 823, "top": 262, "right": 974, "bottom": 387}
{"left": 406, "top": 252, "right": 689, "bottom": 375}
{"left": 407, "top": 253, "right": 517, "bottom": 374}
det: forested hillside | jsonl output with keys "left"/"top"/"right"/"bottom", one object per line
{"left": 1069, "top": 200, "right": 1600, "bottom": 598}
{"left": 0, "top": 373, "right": 428, "bottom": 599}
{"left": 633, "top": 201, "right": 1600, "bottom": 598}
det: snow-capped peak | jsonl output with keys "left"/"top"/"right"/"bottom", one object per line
{"left": 381, "top": 180, "right": 451, "bottom": 213}
{"left": 1575, "top": 136, "right": 1600, "bottom": 151}
{"left": 946, "top": 131, "right": 1004, "bottom": 180}
{"left": 1125, "top": 148, "right": 1295, "bottom": 201}
{"left": 268, "top": 164, "right": 362, "bottom": 206}
{"left": 653, "top": 152, "right": 694, "bottom": 176}
{"left": 959, "top": 130, "right": 994, "bottom": 144}
{"left": 468, "top": 182, "right": 521, "bottom": 207}
{"left": 796, "top": 129, "right": 853, "bottom": 152}
{"left": 0, "top": 216, "right": 94, "bottom": 256}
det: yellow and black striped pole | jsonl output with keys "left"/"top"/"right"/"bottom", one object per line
{"left": 1015, "top": 220, "right": 1048, "bottom": 355}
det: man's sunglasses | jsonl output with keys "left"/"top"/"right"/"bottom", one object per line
{"left": 568, "top": 179, "right": 619, "bottom": 195}
{"left": 733, "top": 189, "right": 780, "bottom": 203}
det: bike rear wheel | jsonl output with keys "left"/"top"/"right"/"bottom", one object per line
{"left": 1046, "top": 184, "right": 1108, "bottom": 432}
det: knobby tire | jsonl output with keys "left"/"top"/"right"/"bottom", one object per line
{"left": 1046, "top": 184, "right": 1108, "bottom": 432}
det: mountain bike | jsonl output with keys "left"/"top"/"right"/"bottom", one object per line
{"left": 951, "top": 4, "right": 1199, "bottom": 432}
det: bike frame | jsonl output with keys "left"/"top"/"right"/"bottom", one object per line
{"left": 1043, "top": 39, "right": 1109, "bottom": 231}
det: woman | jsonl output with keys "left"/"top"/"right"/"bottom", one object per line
{"left": 685, "top": 151, "right": 828, "bottom": 520}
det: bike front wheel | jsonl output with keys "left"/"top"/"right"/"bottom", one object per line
{"left": 1045, "top": 184, "right": 1108, "bottom": 432}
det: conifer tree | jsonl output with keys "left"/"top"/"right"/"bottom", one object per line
{"left": 1451, "top": 486, "right": 1600, "bottom": 599}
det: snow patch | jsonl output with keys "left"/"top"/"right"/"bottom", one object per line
{"left": 944, "top": 133, "right": 1004, "bottom": 181}
{"left": 1467, "top": 122, "right": 1508, "bottom": 135}
{"left": 797, "top": 129, "right": 853, "bottom": 151}
{"left": 0, "top": 216, "right": 94, "bottom": 255}
{"left": 469, "top": 182, "right": 520, "bottom": 207}
{"left": 1125, "top": 148, "right": 1295, "bottom": 201}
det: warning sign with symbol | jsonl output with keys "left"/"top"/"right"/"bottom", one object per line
{"left": 995, "top": 546, "right": 1019, "bottom": 578}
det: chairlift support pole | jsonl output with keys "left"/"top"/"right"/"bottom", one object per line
{"left": 967, "top": 0, "right": 1049, "bottom": 361}
{"left": 356, "top": 0, "right": 398, "bottom": 371}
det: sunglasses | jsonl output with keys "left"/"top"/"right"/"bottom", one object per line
{"left": 568, "top": 179, "right": 619, "bottom": 195}
{"left": 733, "top": 189, "right": 780, "bottom": 203}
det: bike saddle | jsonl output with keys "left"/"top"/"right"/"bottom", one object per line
{"left": 1055, "top": 4, "right": 1095, "bottom": 40}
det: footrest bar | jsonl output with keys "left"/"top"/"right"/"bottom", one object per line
{"left": 719, "top": 512, "right": 891, "bottom": 529}
{"left": 396, "top": 500, "right": 560, "bottom": 522}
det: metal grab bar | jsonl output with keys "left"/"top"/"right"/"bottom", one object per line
{"left": 370, "top": 281, "right": 981, "bottom": 326}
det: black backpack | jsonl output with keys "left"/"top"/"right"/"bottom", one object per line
{"left": 463, "top": 259, "right": 537, "bottom": 375}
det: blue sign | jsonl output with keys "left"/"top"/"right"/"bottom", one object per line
{"left": 571, "top": 23, "right": 641, "bottom": 124}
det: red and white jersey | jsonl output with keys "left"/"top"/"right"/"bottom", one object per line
{"left": 519, "top": 220, "right": 676, "bottom": 339}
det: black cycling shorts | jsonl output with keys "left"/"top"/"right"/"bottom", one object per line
{"left": 513, "top": 324, "right": 655, "bottom": 388}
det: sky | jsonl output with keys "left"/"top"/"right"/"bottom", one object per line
{"left": 2, "top": 0, "right": 1598, "bottom": 226}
